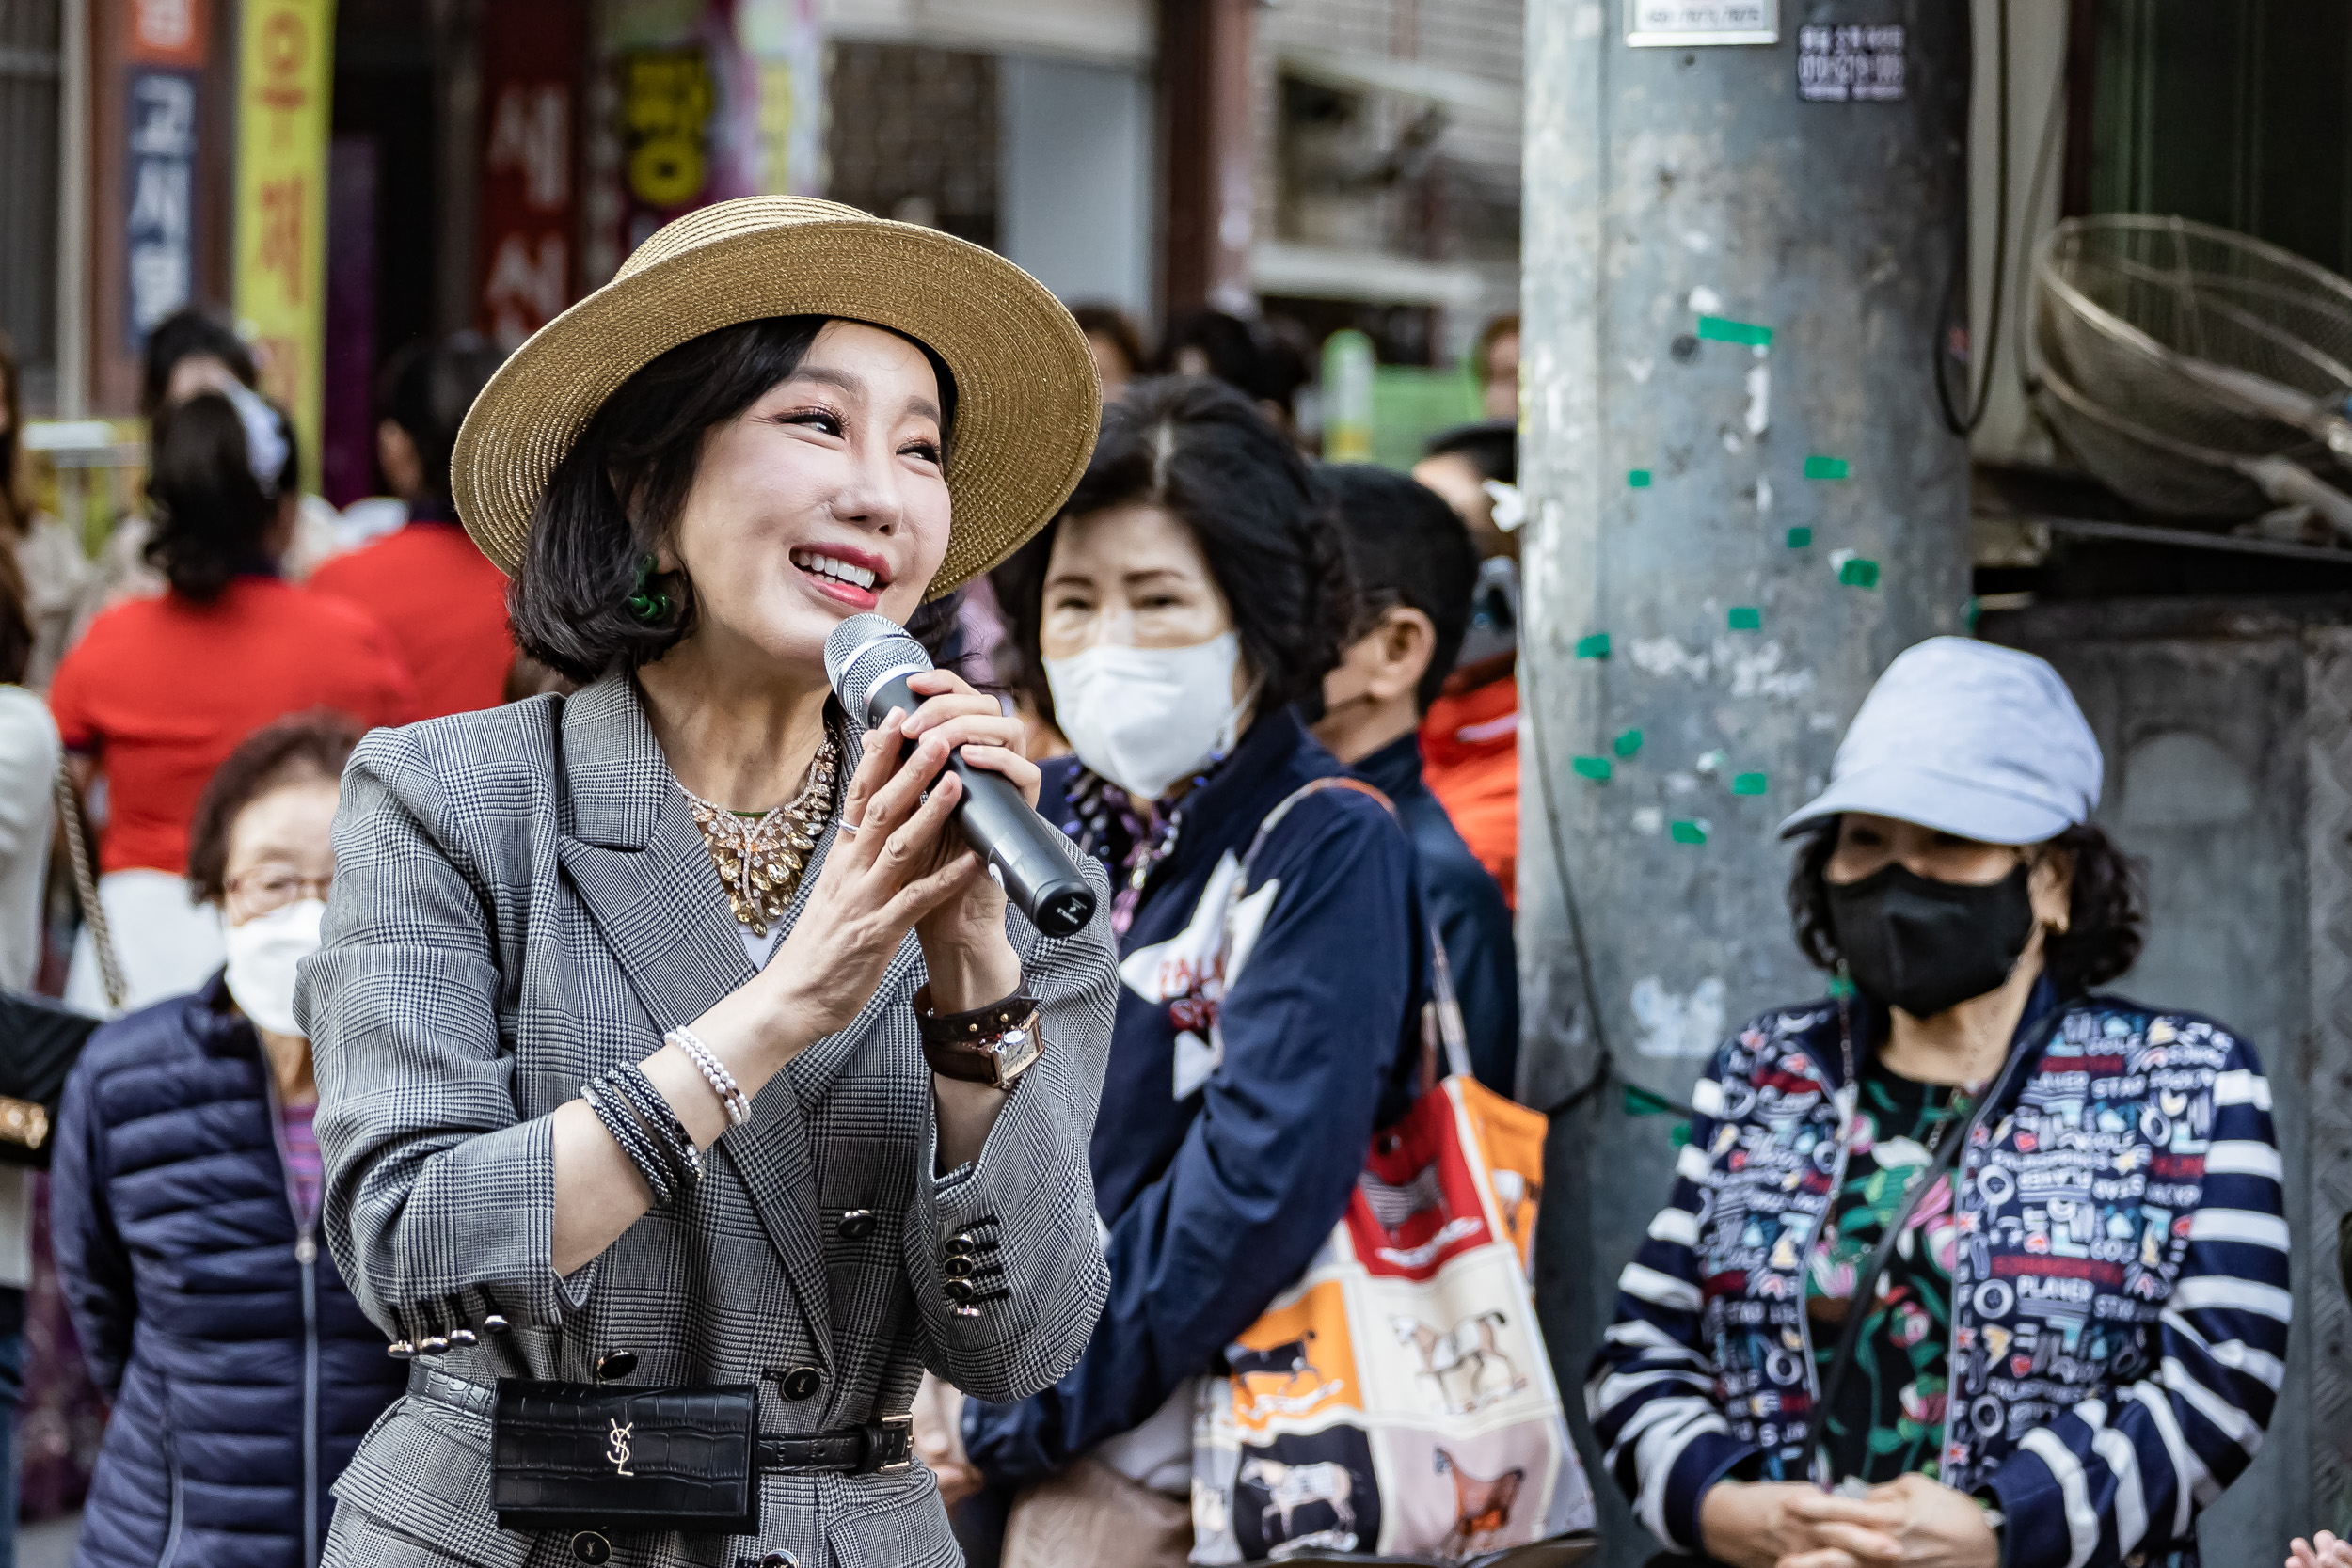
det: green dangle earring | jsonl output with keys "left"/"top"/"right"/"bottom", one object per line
{"left": 627, "top": 554, "right": 672, "bottom": 624}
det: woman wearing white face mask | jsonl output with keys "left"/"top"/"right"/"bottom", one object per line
{"left": 50, "top": 713, "right": 405, "bottom": 1568}
{"left": 956, "top": 376, "right": 1429, "bottom": 1563}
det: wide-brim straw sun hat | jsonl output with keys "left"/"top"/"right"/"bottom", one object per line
{"left": 451, "top": 196, "right": 1102, "bottom": 597}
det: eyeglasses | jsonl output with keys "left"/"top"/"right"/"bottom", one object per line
{"left": 224, "top": 863, "right": 333, "bottom": 918}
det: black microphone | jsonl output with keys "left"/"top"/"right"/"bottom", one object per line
{"left": 823, "top": 613, "right": 1098, "bottom": 939}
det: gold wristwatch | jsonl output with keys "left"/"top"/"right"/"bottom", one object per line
{"left": 914, "top": 987, "right": 1042, "bottom": 1089}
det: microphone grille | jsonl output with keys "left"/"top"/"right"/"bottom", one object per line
{"left": 824, "top": 612, "right": 933, "bottom": 724}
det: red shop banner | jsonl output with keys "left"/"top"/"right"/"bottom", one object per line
{"left": 477, "top": 0, "right": 586, "bottom": 348}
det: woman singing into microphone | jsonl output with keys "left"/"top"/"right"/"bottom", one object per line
{"left": 298, "top": 198, "right": 1116, "bottom": 1568}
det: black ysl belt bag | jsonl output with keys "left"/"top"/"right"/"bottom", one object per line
{"left": 490, "top": 1380, "right": 920, "bottom": 1540}
{"left": 493, "top": 1381, "right": 760, "bottom": 1535}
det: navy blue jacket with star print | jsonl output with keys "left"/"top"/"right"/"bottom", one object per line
{"left": 1586, "top": 984, "right": 2287, "bottom": 1568}
{"left": 963, "top": 708, "right": 1426, "bottom": 1486}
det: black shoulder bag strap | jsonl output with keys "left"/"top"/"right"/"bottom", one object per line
{"left": 1804, "top": 1003, "right": 2068, "bottom": 1476}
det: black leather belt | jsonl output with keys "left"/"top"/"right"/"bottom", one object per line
{"left": 410, "top": 1364, "right": 914, "bottom": 1479}
{"left": 756, "top": 1416, "right": 912, "bottom": 1475}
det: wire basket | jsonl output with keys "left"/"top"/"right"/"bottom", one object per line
{"left": 2034, "top": 214, "right": 2352, "bottom": 460}
{"left": 2031, "top": 361, "right": 2274, "bottom": 520}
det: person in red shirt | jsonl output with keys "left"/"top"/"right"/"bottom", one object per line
{"left": 1418, "top": 657, "right": 1518, "bottom": 906}
{"left": 308, "top": 333, "right": 514, "bottom": 718}
{"left": 1414, "top": 419, "right": 1520, "bottom": 905}
{"left": 47, "top": 387, "right": 416, "bottom": 1012}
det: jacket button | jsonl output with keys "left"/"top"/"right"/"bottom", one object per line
{"left": 945, "top": 1276, "right": 977, "bottom": 1304}
{"left": 836, "top": 1209, "right": 875, "bottom": 1241}
{"left": 761, "top": 1553, "right": 801, "bottom": 1568}
{"left": 944, "top": 1254, "right": 977, "bottom": 1279}
{"left": 780, "top": 1365, "right": 822, "bottom": 1401}
{"left": 570, "top": 1531, "right": 611, "bottom": 1564}
{"left": 596, "top": 1350, "right": 638, "bottom": 1380}
{"left": 945, "top": 1234, "right": 978, "bottom": 1257}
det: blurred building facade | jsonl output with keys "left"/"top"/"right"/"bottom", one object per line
{"left": 6, "top": 0, "right": 1525, "bottom": 496}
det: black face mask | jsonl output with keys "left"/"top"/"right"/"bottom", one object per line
{"left": 1827, "top": 861, "right": 2037, "bottom": 1018}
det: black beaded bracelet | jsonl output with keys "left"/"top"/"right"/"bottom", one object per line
{"left": 595, "top": 1071, "right": 691, "bottom": 1201}
{"left": 583, "top": 1080, "right": 675, "bottom": 1207}
{"left": 606, "top": 1063, "right": 702, "bottom": 1191}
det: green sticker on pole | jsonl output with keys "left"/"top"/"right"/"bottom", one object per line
{"left": 1731, "top": 772, "right": 1769, "bottom": 796}
{"left": 1576, "top": 633, "right": 1611, "bottom": 659}
{"left": 1696, "top": 315, "right": 1772, "bottom": 348}
{"left": 1572, "top": 756, "right": 1612, "bottom": 783}
{"left": 1623, "top": 1084, "right": 1675, "bottom": 1117}
{"left": 1838, "top": 557, "right": 1881, "bottom": 589}
{"left": 1669, "top": 819, "right": 1708, "bottom": 845}
{"left": 1727, "top": 607, "right": 1761, "bottom": 631}
{"left": 1786, "top": 527, "right": 1812, "bottom": 548}
{"left": 1613, "top": 728, "right": 1644, "bottom": 758}
{"left": 1629, "top": 468, "right": 1653, "bottom": 488}
{"left": 1804, "top": 455, "right": 1851, "bottom": 480}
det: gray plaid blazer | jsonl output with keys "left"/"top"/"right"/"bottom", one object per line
{"left": 298, "top": 675, "right": 1116, "bottom": 1568}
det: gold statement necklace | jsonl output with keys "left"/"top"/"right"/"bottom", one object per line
{"left": 682, "top": 737, "right": 840, "bottom": 936}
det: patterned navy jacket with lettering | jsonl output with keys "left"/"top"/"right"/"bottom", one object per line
{"left": 1585, "top": 984, "right": 2288, "bottom": 1568}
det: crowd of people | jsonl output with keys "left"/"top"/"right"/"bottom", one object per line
{"left": 0, "top": 193, "right": 2313, "bottom": 1568}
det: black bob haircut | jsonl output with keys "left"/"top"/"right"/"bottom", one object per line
{"left": 141, "top": 306, "right": 259, "bottom": 420}
{"left": 508, "top": 316, "right": 958, "bottom": 685}
{"left": 380, "top": 331, "right": 507, "bottom": 511}
{"left": 1422, "top": 418, "right": 1517, "bottom": 485}
{"left": 1787, "top": 816, "right": 2147, "bottom": 998}
{"left": 145, "top": 390, "right": 300, "bottom": 602}
{"left": 1317, "top": 463, "right": 1478, "bottom": 713}
{"left": 993, "top": 375, "right": 1353, "bottom": 724}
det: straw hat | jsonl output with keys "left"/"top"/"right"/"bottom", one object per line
{"left": 450, "top": 196, "right": 1102, "bottom": 597}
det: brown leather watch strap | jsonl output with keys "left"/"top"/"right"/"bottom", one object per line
{"left": 914, "top": 987, "right": 1043, "bottom": 1088}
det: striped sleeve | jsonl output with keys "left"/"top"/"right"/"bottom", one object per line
{"left": 1584, "top": 1051, "right": 1757, "bottom": 1553}
{"left": 1982, "top": 1036, "right": 2289, "bottom": 1568}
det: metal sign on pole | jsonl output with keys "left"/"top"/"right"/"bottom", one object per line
{"left": 1623, "top": 1, "right": 1777, "bottom": 49}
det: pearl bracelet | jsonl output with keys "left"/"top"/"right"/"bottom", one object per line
{"left": 666, "top": 1026, "right": 752, "bottom": 1126}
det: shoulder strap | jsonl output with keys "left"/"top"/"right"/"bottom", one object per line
{"left": 54, "top": 761, "right": 125, "bottom": 1014}
{"left": 1233, "top": 775, "right": 1392, "bottom": 883}
{"left": 1222, "top": 775, "right": 1471, "bottom": 1082}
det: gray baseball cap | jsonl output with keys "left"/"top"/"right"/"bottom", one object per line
{"left": 1779, "top": 637, "right": 2103, "bottom": 845}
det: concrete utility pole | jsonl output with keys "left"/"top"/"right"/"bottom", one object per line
{"left": 1517, "top": 8, "right": 1971, "bottom": 1560}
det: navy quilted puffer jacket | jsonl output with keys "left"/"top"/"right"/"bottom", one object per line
{"left": 50, "top": 974, "right": 406, "bottom": 1568}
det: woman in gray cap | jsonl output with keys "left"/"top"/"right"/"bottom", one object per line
{"left": 1588, "top": 637, "right": 2287, "bottom": 1568}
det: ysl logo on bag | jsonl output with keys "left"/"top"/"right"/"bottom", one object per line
{"left": 607, "top": 1418, "right": 635, "bottom": 1477}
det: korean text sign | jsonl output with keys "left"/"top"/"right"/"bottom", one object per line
{"left": 234, "top": 0, "right": 333, "bottom": 462}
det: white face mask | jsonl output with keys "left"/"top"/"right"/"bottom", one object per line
{"left": 222, "top": 898, "right": 326, "bottom": 1037}
{"left": 1044, "top": 632, "right": 1249, "bottom": 802}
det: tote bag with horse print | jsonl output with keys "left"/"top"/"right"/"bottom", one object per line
{"left": 1187, "top": 779, "right": 1596, "bottom": 1566}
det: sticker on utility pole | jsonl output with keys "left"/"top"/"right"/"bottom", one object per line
{"left": 1798, "top": 24, "right": 1906, "bottom": 100}
{"left": 1626, "top": 0, "right": 1777, "bottom": 47}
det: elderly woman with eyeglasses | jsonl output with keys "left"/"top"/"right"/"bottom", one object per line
{"left": 51, "top": 711, "right": 406, "bottom": 1568}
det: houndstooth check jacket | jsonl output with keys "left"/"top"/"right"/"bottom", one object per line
{"left": 296, "top": 674, "right": 1117, "bottom": 1568}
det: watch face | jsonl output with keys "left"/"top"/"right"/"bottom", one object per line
{"left": 991, "top": 1024, "right": 1041, "bottom": 1087}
